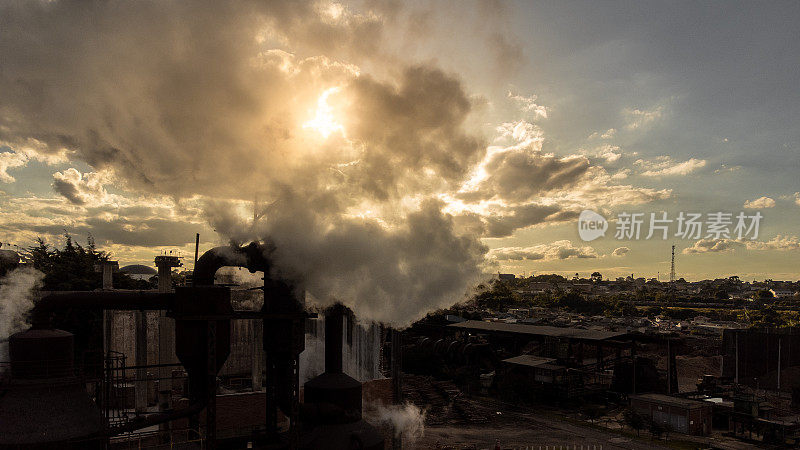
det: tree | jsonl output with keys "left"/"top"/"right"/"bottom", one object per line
{"left": 28, "top": 235, "right": 153, "bottom": 291}
{"left": 25, "top": 235, "right": 153, "bottom": 371}
{"left": 590, "top": 272, "right": 603, "bottom": 283}
{"left": 472, "top": 279, "right": 519, "bottom": 310}
{"left": 623, "top": 408, "right": 645, "bottom": 437}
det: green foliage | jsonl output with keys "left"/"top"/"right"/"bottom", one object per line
{"left": 28, "top": 234, "right": 153, "bottom": 291}
{"left": 529, "top": 274, "right": 567, "bottom": 283}
{"left": 749, "top": 306, "right": 789, "bottom": 328}
{"left": 28, "top": 235, "right": 108, "bottom": 291}
{"left": 662, "top": 307, "right": 697, "bottom": 321}
{"left": 473, "top": 279, "right": 520, "bottom": 310}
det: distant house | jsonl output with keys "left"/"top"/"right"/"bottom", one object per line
{"left": 728, "top": 291, "right": 751, "bottom": 300}
{"left": 497, "top": 273, "right": 516, "bottom": 281}
{"left": 770, "top": 289, "right": 797, "bottom": 298}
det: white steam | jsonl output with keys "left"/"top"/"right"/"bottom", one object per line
{"left": 0, "top": 266, "right": 44, "bottom": 364}
{"left": 1, "top": 0, "right": 497, "bottom": 326}
{"left": 364, "top": 402, "right": 426, "bottom": 444}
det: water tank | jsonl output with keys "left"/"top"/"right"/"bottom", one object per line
{"left": 0, "top": 328, "right": 106, "bottom": 449}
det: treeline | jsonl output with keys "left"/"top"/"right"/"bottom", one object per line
{"left": 27, "top": 235, "right": 155, "bottom": 291}
{"left": 471, "top": 279, "right": 638, "bottom": 317}
{"left": 468, "top": 278, "right": 800, "bottom": 328}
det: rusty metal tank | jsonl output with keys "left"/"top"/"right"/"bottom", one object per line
{"left": 0, "top": 328, "right": 106, "bottom": 449}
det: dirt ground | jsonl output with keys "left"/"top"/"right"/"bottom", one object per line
{"left": 414, "top": 421, "right": 669, "bottom": 450}
{"left": 654, "top": 354, "right": 722, "bottom": 392}
{"left": 393, "top": 375, "right": 669, "bottom": 449}
{"left": 393, "top": 375, "right": 760, "bottom": 450}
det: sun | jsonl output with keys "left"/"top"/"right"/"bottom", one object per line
{"left": 303, "top": 87, "right": 345, "bottom": 139}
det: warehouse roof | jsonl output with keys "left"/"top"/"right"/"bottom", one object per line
{"left": 630, "top": 393, "right": 709, "bottom": 410}
{"left": 502, "top": 355, "right": 567, "bottom": 372}
{"left": 448, "top": 320, "right": 628, "bottom": 342}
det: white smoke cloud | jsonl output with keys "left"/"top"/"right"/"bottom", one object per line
{"left": 0, "top": 0, "right": 672, "bottom": 326}
{"left": 0, "top": 266, "right": 44, "bottom": 364}
{"left": 364, "top": 402, "right": 426, "bottom": 445}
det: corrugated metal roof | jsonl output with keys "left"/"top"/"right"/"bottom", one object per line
{"left": 630, "top": 393, "right": 709, "bottom": 409}
{"left": 448, "top": 320, "right": 628, "bottom": 341}
{"left": 501, "top": 354, "right": 556, "bottom": 367}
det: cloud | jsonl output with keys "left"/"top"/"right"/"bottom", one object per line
{"left": 0, "top": 152, "right": 28, "bottom": 184}
{"left": 52, "top": 168, "right": 112, "bottom": 205}
{"left": 507, "top": 91, "right": 547, "bottom": 119}
{"left": 636, "top": 156, "right": 707, "bottom": 177}
{"left": 581, "top": 144, "right": 622, "bottom": 163}
{"left": 743, "top": 196, "right": 776, "bottom": 209}
{"left": 0, "top": 138, "right": 68, "bottom": 183}
{"left": 0, "top": 0, "right": 703, "bottom": 324}
{"left": 624, "top": 105, "right": 664, "bottom": 130}
{"left": 612, "top": 246, "right": 630, "bottom": 257}
{"left": 682, "top": 238, "right": 743, "bottom": 254}
{"left": 745, "top": 235, "right": 800, "bottom": 251}
{"left": 0, "top": 192, "right": 212, "bottom": 250}
{"left": 459, "top": 145, "right": 590, "bottom": 204}
{"left": 488, "top": 240, "right": 598, "bottom": 261}
{"left": 0, "top": 0, "right": 498, "bottom": 325}
{"left": 683, "top": 235, "right": 800, "bottom": 254}
{"left": 588, "top": 129, "right": 617, "bottom": 140}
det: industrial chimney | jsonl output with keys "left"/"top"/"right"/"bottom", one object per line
{"left": 302, "top": 304, "right": 384, "bottom": 449}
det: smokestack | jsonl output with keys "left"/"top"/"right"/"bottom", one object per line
{"left": 302, "top": 303, "right": 385, "bottom": 449}
{"left": 325, "top": 303, "right": 345, "bottom": 374}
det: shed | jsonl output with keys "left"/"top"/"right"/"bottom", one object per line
{"left": 630, "top": 393, "right": 712, "bottom": 435}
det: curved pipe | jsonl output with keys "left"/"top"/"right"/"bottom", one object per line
{"left": 193, "top": 242, "right": 272, "bottom": 286}
{"left": 194, "top": 242, "right": 305, "bottom": 418}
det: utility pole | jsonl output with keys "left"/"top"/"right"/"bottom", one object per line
{"left": 670, "top": 244, "right": 676, "bottom": 283}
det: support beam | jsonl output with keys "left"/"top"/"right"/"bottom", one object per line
{"left": 155, "top": 255, "right": 181, "bottom": 433}
{"left": 134, "top": 310, "right": 148, "bottom": 413}
{"left": 251, "top": 319, "right": 264, "bottom": 391}
{"left": 391, "top": 328, "right": 403, "bottom": 450}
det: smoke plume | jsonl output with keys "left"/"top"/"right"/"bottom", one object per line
{"left": 364, "top": 402, "right": 427, "bottom": 445}
{"left": 0, "top": 267, "right": 44, "bottom": 364}
{"left": 14, "top": 0, "right": 688, "bottom": 329}
{"left": 0, "top": 0, "right": 495, "bottom": 326}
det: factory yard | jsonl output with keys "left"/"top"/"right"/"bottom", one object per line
{"left": 395, "top": 374, "right": 666, "bottom": 449}
{"left": 412, "top": 396, "right": 760, "bottom": 450}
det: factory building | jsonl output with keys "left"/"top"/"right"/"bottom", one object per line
{"left": 629, "top": 393, "right": 712, "bottom": 436}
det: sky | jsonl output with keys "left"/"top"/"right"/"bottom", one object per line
{"left": 0, "top": 1, "right": 798, "bottom": 320}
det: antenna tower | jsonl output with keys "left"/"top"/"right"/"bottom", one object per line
{"left": 669, "top": 244, "right": 676, "bottom": 282}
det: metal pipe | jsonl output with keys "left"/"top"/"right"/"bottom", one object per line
{"left": 32, "top": 291, "right": 174, "bottom": 327}
{"left": 193, "top": 243, "right": 271, "bottom": 286}
{"left": 193, "top": 233, "right": 200, "bottom": 287}
{"left": 325, "top": 305, "right": 345, "bottom": 374}
{"left": 107, "top": 398, "right": 208, "bottom": 435}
